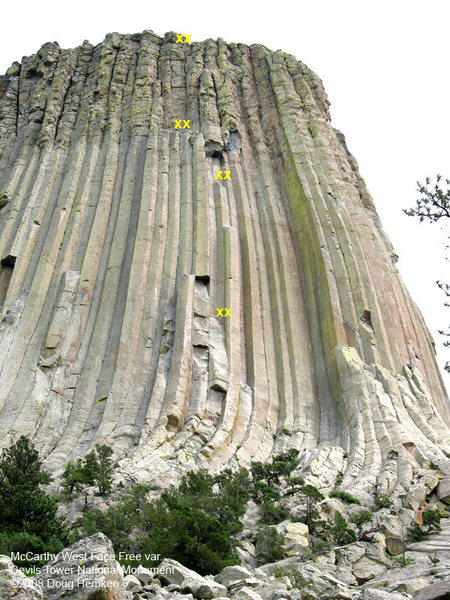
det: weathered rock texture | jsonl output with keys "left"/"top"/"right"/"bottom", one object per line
{"left": 0, "top": 30, "right": 449, "bottom": 489}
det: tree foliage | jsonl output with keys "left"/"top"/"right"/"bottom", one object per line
{"left": 329, "top": 489, "right": 361, "bottom": 505}
{"left": 62, "top": 444, "right": 115, "bottom": 497}
{"left": 139, "top": 493, "right": 237, "bottom": 574}
{"left": 406, "top": 509, "right": 442, "bottom": 542}
{"left": 250, "top": 450, "right": 299, "bottom": 503}
{"left": 1, "top": 439, "right": 399, "bottom": 571}
{"left": 404, "top": 175, "right": 450, "bottom": 370}
{"left": 76, "top": 468, "right": 248, "bottom": 574}
{"left": 255, "top": 526, "right": 285, "bottom": 564}
{"left": 0, "top": 436, "right": 71, "bottom": 564}
{"left": 331, "top": 511, "right": 357, "bottom": 545}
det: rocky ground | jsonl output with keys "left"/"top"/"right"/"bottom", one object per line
{"left": 0, "top": 529, "right": 449, "bottom": 600}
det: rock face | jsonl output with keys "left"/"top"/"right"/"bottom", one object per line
{"left": 36, "top": 533, "right": 125, "bottom": 599}
{"left": 413, "top": 582, "right": 450, "bottom": 600}
{"left": 2, "top": 533, "right": 450, "bottom": 600}
{"left": 0, "top": 30, "right": 449, "bottom": 488}
{"left": 0, "top": 555, "right": 43, "bottom": 599}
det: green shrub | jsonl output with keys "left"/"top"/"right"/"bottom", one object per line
{"left": 334, "top": 471, "right": 344, "bottom": 487}
{"left": 62, "top": 459, "right": 88, "bottom": 495}
{"left": 274, "top": 566, "right": 309, "bottom": 589}
{"left": 406, "top": 509, "right": 442, "bottom": 543}
{"left": 251, "top": 451, "right": 298, "bottom": 503}
{"left": 259, "top": 501, "right": 291, "bottom": 525}
{"left": 391, "top": 554, "right": 414, "bottom": 565}
{"left": 74, "top": 484, "right": 149, "bottom": 554}
{"left": 428, "top": 552, "right": 440, "bottom": 566}
{"left": 329, "top": 490, "right": 361, "bottom": 505}
{"left": 331, "top": 512, "right": 357, "bottom": 545}
{"left": 62, "top": 444, "right": 115, "bottom": 497}
{"left": 422, "top": 509, "right": 442, "bottom": 534}
{"left": 0, "top": 437, "right": 72, "bottom": 566}
{"left": 406, "top": 522, "right": 426, "bottom": 542}
{"left": 138, "top": 494, "right": 238, "bottom": 574}
{"left": 350, "top": 510, "right": 373, "bottom": 529}
{"left": 168, "top": 467, "right": 250, "bottom": 536}
{"left": 255, "top": 526, "right": 285, "bottom": 564}
{"left": 288, "top": 568, "right": 309, "bottom": 590}
{"left": 374, "top": 493, "right": 393, "bottom": 509}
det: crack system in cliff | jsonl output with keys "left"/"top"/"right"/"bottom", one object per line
{"left": 0, "top": 29, "right": 448, "bottom": 493}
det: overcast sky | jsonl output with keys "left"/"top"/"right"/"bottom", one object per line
{"left": 1, "top": 0, "right": 449, "bottom": 386}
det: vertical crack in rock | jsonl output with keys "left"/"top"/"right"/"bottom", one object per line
{"left": 0, "top": 30, "right": 448, "bottom": 491}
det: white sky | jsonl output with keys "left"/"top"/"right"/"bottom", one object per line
{"left": 1, "top": 0, "right": 449, "bottom": 387}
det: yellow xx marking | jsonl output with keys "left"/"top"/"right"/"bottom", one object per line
{"left": 215, "top": 171, "right": 231, "bottom": 180}
{"left": 176, "top": 34, "right": 192, "bottom": 43}
{"left": 174, "top": 120, "right": 190, "bottom": 129}
{"left": 216, "top": 308, "right": 231, "bottom": 317}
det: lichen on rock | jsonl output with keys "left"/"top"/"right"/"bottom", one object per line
{"left": 0, "top": 29, "right": 448, "bottom": 497}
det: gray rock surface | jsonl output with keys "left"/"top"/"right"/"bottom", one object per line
{"left": 3, "top": 530, "right": 450, "bottom": 600}
{"left": 232, "top": 588, "right": 264, "bottom": 600}
{"left": 215, "top": 566, "right": 254, "bottom": 587}
{"left": 437, "top": 476, "right": 450, "bottom": 505}
{"left": 125, "top": 574, "right": 142, "bottom": 592}
{"left": 35, "top": 532, "right": 125, "bottom": 599}
{"left": 0, "top": 29, "right": 448, "bottom": 490}
{"left": 408, "top": 517, "right": 450, "bottom": 553}
{"left": 361, "top": 591, "right": 405, "bottom": 600}
{"left": 413, "top": 581, "right": 450, "bottom": 600}
{"left": 158, "top": 559, "right": 202, "bottom": 587}
{"left": 181, "top": 576, "right": 227, "bottom": 599}
{"left": 0, "top": 555, "right": 43, "bottom": 599}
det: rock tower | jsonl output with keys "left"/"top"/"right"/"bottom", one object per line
{"left": 0, "top": 30, "right": 449, "bottom": 491}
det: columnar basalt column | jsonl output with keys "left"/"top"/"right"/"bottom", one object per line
{"left": 0, "top": 31, "right": 448, "bottom": 494}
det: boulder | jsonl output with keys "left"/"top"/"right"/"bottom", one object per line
{"left": 376, "top": 512, "right": 402, "bottom": 540}
{"left": 405, "top": 483, "right": 428, "bottom": 512}
{"left": 392, "top": 579, "right": 429, "bottom": 595}
{"left": 437, "top": 476, "right": 450, "bottom": 505}
{"left": 252, "top": 569, "right": 271, "bottom": 583}
{"left": 335, "top": 543, "right": 365, "bottom": 567}
{"left": 362, "top": 590, "right": 406, "bottom": 600}
{"left": 124, "top": 574, "right": 142, "bottom": 592}
{"left": 416, "top": 469, "right": 443, "bottom": 493}
{"left": 232, "top": 587, "right": 265, "bottom": 600}
{"left": 352, "top": 556, "right": 387, "bottom": 583}
{"left": 282, "top": 522, "right": 309, "bottom": 556}
{"left": 258, "top": 563, "right": 353, "bottom": 598}
{"left": 413, "top": 581, "right": 450, "bottom": 600}
{"left": 320, "top": 590, "right": 352, "bottom": 600}
{"left": 0, "top": 554, "right": 43, "bottom": 599}
{"left": 363, "top": 532, "right": 386, "bottom": 552}
{"left": 135, "top": 566, "right": 153, "bottom": 585}
{"left": 385, "top": 537, "right": 404, "bottom": 556}
{"left": 235, "top": 547, "right": 257, "bottom": 567}
{"left": 240, "top": 542, "right": 256, "bottom": 558}
{"left": 181, "top": 575, "right": 227, "bottom": 599}
{"left": 334, "top": 542, "right": 391, "bottom": 584}
{"left": 228, "top": 579, "right": 261, "bottom": 591}
{"left": 158, "top": 558, "right": 201, "bottom": 586}
{"left": 215, "top": 566, "right": 254, "bottom": 587}
{"left": 35, "top": 532, "right": 125, "bottom": 599}
{"left": 252, "top": 582, "right": 289, "bottom": 600}
{"left": 270, "top": 591, "right": 293, "bottom": 600}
